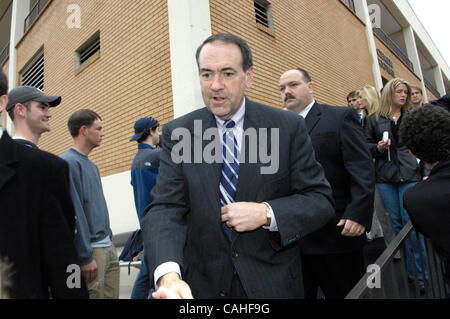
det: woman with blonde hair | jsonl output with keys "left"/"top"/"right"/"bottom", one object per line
{"left": 356, "top": 85, "right": 380, "bottom": 125}
{"left": 365, "top": 78, "right": 428, "bottom": 288}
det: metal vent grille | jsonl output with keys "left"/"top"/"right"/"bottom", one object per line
{"left": 254, "top": 1, "right": 269, "bottom": 27}
{"left": 20, "top": 51, "right": 44, "bottom": 90}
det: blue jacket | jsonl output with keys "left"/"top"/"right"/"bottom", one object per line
{"left": 131, "top": 144, "right": 161, "bottom": 223}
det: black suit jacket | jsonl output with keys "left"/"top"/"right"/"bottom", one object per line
{"left": 300, "top": 103, "right": 375, "bottom": 254}
{"left": 0, "top": 131, "right": 88, "bottom": 299}
{"left": 142, "top": 98, "right": 335, "bottom": 298}
{"left": 404, "top": 159, "right": 450, "bottom": 258}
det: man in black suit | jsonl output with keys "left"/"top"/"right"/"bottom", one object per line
{"left": 0, "top": 70, "right": 88, "bottom": 299}
{"left": 400, "top": 105, "right": 450, "bottom": 294}
{"left": 141, "top": 34, "right": 335, "bottom": 299}
{"left": 5, "top": 85, "right": 61, "bottom": 149}
{"left": 279, "top": 68, "right": 375, "bottom": 298}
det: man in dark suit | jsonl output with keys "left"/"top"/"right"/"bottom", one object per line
{"left": 279, "top": 68, "right": 375, "bottom": 298}
{"left": 400, "top": 105, "right": 450, "bottom": 295}
{"left": 0, "top": 70, "right": 88, "bottom": 299}
{"left": 141, "top": 34, "right": 335, "bottom": 299}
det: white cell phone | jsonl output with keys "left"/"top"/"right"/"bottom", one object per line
{"left": 383, "top": 131, "right": 389, "bottom": 142}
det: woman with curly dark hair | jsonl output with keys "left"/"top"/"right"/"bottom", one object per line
{"left": 401, "top": 105, "right": 450, "bottom": 297}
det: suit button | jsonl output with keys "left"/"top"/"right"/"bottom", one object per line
{"left": 232, "top": 251, "right": 239, "bottom": 258}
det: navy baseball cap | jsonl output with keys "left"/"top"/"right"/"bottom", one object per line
{"left": 6, "top": 86, "right": 61, "bottom": 111}
{"left": 130, "top": 117, "right": 159, "bottom": 141}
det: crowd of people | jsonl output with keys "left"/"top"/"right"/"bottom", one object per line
{"left": 0, "top": 33, "right": 449, "bottom": 299}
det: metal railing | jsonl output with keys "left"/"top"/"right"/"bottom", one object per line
{"left": 24, "top": 0, "right": 50, "bottom": 32}
{"left": 341, "top": 0, "right": 356, "bottom": 13}
{"left": 373, "top": 27, "right": 415, "bottom": 73}
{"left": 0, "top": 41, "right": 9, "bottom": 65}
{"left": 346, "top": 220, "right": 449, "bottom": 299}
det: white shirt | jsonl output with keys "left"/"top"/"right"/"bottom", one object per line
{"left": 154, "top": 98, "right": 279, "bottom": 287}
{"left": 299, "top": 99, "right": 316, "bottom": 118}
{"left": 0, "top": 126, "right": 3, "bottom": 139}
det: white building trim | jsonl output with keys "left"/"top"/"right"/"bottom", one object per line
{"left": 167, "top": 0, "right": 211, "bottom": 119}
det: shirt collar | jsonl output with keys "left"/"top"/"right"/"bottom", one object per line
{"left": 299, "top": 99, "right": 316, "bottom": 118}
{"left": 214, "top": 97, "right": 246, "bottom": 130}
{"left": 138, "top": 143, "right": 155, "bottom": 150}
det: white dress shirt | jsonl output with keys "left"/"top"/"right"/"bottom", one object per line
{"left": 299, "top": 99, "right": 316, "bottom": 118}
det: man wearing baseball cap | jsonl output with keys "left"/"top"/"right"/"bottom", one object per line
{"left": 6, "top": 86, "right": 61, "bottom": 148}
{"left": 129, "top": 117, "right": 161, "bottom": 299}
{"left": 0, "top": 72, "right": 88, "bottom": 298}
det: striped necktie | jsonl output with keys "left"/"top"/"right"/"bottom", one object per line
{"left": 219, "top": 120, "right": 239, "bottom": 239}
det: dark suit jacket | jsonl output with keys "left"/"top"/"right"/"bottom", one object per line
{"left": 141, "top": 98, "right": 335, "bottom": 299}
{"left": 0, "top": 130, "right": 88, "bottom": 299}
{"left": 404, "top": 159, "right": 450, "bottom": 258}
{"left": 300, "top": 103, "right": 375, "bottom": 254}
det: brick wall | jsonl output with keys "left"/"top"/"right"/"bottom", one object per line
{"left": 210, "top": 0, "right": 375, "bottom": 108}
{"left": 16, "top": 0, "right": 436, "bottom": 176}
{"left": 15, "top": 0, "right": 172, "bottom": 176}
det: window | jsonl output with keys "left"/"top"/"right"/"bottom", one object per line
{"left": 254, "top": 0, "right": 274, "bottom": 30}
{"left": 20, "top": 49, "right": 44, "bottom": 89}
{"left": 75, "top": 31, "right": 100, "bottom": 69}
{"left": 341, "top": 0, "right": 356, "bottom": 13}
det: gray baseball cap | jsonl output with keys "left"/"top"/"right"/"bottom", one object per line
{"left": 6, "top": 86, "right": 61, "bottom": 111}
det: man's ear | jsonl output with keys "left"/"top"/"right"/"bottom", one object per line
{"left": 245, "top": 66, "right": 254, "bottom": 89}
{"left": 15, "top": 103, "right": 27, "bottom": 118}
{"left": 308, "top": 81, "right": 315, "bottom": 94}
{"left": 0, "top": 94, "right": 7, "bottom": 112}
{"left": 80, "top": 125, "right": 88, "bottom": 136}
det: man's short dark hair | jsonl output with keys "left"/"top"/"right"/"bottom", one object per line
{"left": 0, "top": 69, "right": 7, "bottom": 96}
{"left": 137, "top": 126, "right": 158, "bottom": 144}
{"left": 347, "top": 91, "right": 357, "bottom": 101}
{"left": 399, "top": 104, "right": 450, "bottom": 163}
{"left": 195, "top": 33, "right": 253, "bottom": 71}
{"left": 295, "top": 68, "right": 312, "bottom": 83}
{"left": 68, "top": 109, "right": 102, "bottom": 137}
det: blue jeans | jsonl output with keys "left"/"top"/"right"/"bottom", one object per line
{"left": 377, "top": 183, "right": 429, "bottom": 280}
{"left": 130, "top": 252, "right": 151, "bottom": 299}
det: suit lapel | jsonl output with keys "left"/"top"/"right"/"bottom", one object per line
{"left": 304, "top": 102, "right": 321, "bottom": 133}
{"left": 192, "top": 109, "right": 223, "bottom": 211}
{"left": 235, "top": 99, "right": 265, "bottom": 203}
{"left": 0, "top": 131, "right": 18, "bottom": 191}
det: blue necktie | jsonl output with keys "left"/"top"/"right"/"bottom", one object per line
{"left": 220, "top": 120, "right": 239, "bottom": 239}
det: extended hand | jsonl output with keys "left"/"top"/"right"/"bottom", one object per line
{"left": 152, "top": 272, "right": 193, "bottom": 299}
{"left": 221, "top": 202, "right": 267, "bottom": 232}
{"left": 337, "top": 219, "right": 366, "bottom": 237}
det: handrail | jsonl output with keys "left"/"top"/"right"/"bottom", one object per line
{"left": 24, "top": 0, "right": 49, "bottom": 32}
{"left": 0, "top": 41, "right": 9, "bottom": 65}
{"left": 346, "top": 220, "right": 449, "bottom": 299}
{"left": 373, "top": 27, "right": 415, "bottom": 73}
